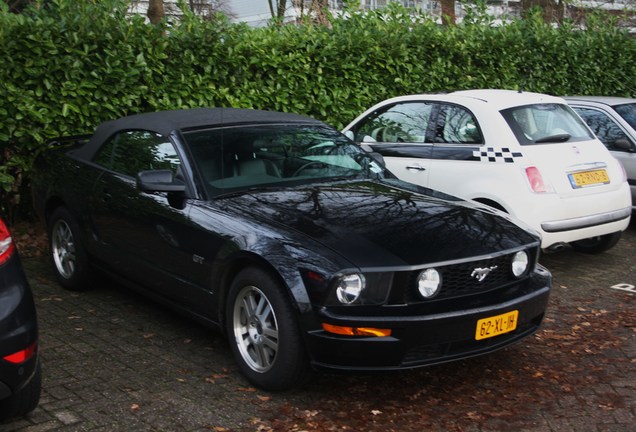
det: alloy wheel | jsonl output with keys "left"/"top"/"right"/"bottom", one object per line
{"left": 231, "top": 285, "right": 279, "bottom": 372}
{"left": 51, "top": 219, "right": 76, "bottom": 279}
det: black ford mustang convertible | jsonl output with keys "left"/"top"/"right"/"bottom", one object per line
{"left": 32, "top": 108, "right": 551, "bottom": 390}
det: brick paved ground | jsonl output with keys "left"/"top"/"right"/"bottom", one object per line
{"left": 1, "top": 222, "right": 634, "bottom": 431}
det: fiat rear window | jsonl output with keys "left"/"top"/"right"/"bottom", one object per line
{"left": 501, "top": 103, "right": 593, "bottom": 145}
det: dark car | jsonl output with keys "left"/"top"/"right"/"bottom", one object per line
{"left": 32, "top": 108, "right": 551, "bottom": 390}
{"left": 0, "top": 217, "right": 40, "bottom": 420}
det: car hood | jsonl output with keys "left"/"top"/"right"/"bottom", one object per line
{"left": 217, "top": 180, "right": 538, "bottom": 269}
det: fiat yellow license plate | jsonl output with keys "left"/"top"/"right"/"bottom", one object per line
{"left": 475, "top": 310, "right": 518, "bottom": 340}
{"left": 568, "top": 169, "right": 609, "bottom": 188}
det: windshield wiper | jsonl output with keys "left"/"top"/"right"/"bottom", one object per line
{"left": 534, "top": 133, "right": 571, "bottom": 143}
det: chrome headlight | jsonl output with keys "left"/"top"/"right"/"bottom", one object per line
{"left": 511, "top": 251, "right": 529, "bottom": 277}
{"left": 336, "top": 273, "right": 366, "bottom": 304}
{"left": 417, "top": 268, "right": 441, "bottom": 299}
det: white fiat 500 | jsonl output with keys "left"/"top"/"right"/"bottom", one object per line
{"left": 343, "top": 89, "right": 632, "bottom": 253}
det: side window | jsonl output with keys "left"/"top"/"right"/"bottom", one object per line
{"left": 573, "top": 107, "right": 634, "bottom": 151}
{"left": 352, "top": 102, "right": 432, "bottom": 143}
{"left": 435, "top": 105, "right": 482, "bottom": 144}
{"left": 614, "top": 103, "right": 636, "bottom": 130}
{"left": 94, "top": 130, "right": 180, "bottom": 177}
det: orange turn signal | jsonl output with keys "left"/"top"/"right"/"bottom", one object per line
{"left": 322, "top": 323, "right": 391, "bottom": 337}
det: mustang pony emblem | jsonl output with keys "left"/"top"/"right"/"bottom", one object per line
{"left": 471, "top": 266, "right": 498, "bottom": 282}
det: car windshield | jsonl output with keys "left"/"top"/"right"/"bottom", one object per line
{"left": 613, "top": 103, "right": 636, "bottom": 130}
{"left": 183, "top": 123, "right": 388, "bottom": 196}
{"left": 501, "top": 103, "right": 593, "bottom": 145}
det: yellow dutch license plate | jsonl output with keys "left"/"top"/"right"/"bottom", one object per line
{"left": 475, "top": 310, "right": 519, "bottom": 341}
{"left": 569, "top": 169, "right": 609, "bottom": 188}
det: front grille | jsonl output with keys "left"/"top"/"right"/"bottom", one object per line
{"left": 397, "top": 251, "right": 533, "bottom": 304}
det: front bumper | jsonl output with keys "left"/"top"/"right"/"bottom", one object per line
{"left": 304, "top": 266, "right": 551, "bottom": 370}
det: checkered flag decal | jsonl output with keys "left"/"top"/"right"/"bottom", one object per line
{"left": 473, "top": 146, "right": 523, "bottom": 163}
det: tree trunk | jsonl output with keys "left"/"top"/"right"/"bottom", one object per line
{"left": 277, "top": 0, "right": 286, "bottom": 19}
{"left": 521, "top": 0, "right": 563, "bottom": 23}
{"left": 147, "top": 0, "right": 165, "bottom": 25}
{"left": 268, "top": 0, "right": 287, "bottom": 20}
{"left": 440, "top": 0, "right": 456, "bottom": 26}
{"left": 310, "top": 0, "right": 329, "bottom": 25}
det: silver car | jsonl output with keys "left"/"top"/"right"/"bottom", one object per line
{"left": 565, "top": 96, "right": 636, "bottom": 209}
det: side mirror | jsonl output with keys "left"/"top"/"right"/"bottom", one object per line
{"left": 361, "top": 135, "right": 377, "bottom": 143}
{"left": 137, "top": 170, "right": 186, "bottom": 193}
{"left": 360, "top": 144, "right": 386, "bottom": 168}
{"left": 343, "top": 130, "right": 355, "bottom": 141}
{"left": 614, "top": 138, "right": 635, "bottom": 152}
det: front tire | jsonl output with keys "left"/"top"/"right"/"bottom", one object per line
{"left": 226, "top": 267, "right": 311, "bottom": 391}
{"left": 570, "top": 231, "right": 622, "bottom": 254}
{"left": 48, "top": 206, "right": 92, "bottom": 290}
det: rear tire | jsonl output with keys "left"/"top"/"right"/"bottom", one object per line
{"left": 0, "top": 361, "right": 41, "bottom": 421}
{"left": 48, "top": 206, "right": 92, "bottom": 290}
{"left": 226, "top": 267, "right": 311, "bottom": 391}
{"left": 570, "top": 231, "right": 622, "bottom": 254}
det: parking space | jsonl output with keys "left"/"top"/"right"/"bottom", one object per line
{"left": 1, "top": 222, "right": 635, "bottom": 431}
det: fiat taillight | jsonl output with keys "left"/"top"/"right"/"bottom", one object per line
{"left": 525, "top": 166, "right": 550, "bottom": 193}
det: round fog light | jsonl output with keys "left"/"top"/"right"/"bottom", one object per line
{"left": 512, "top": 251, "right": 529, "bottom": 277}
{"left": 336, "top": 274, "right": 365, "bottom": 304}
{"left": 417, "top": 268, "right": 441, "bottom": 299}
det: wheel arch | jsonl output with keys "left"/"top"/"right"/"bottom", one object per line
{"left": 472, "top": 197, "right": 508, "bottom": 213}
{"left": 43, "top": 197, "right": 92, "bottom": 251}
{"left": 215, "top": 252, "right": 311, "bottom": 336}
{"left": 43, "top": 196, "right": 66, "bottom": 225}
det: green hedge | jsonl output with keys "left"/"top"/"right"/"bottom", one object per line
{"left": 2, "top": 0, "right": 636, "bottom": 221}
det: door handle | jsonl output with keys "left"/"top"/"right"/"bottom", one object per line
{"left": 102, "top": 189, "right": 112, "bottom": 202}
{"left": 406, "top": 165, "right": 426, "bottom": 171}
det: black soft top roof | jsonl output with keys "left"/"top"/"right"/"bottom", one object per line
{"left": 74, "top": 108, "right": 324, "bottom": 160}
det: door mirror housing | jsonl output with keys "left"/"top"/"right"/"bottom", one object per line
{"left": 360, "top": 144, "right": 386, "bottom": 168}
{"left": 137, "top": 170, "right": 186, "bottom": 193}
{"left": 614, "top": 138, "right": 635, "bottom": 152}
